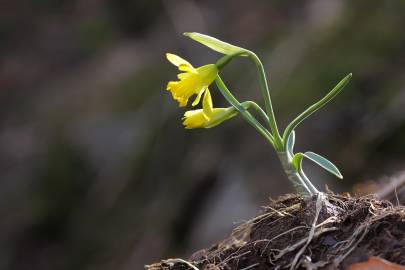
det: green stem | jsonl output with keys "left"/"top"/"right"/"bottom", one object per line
{"left": 248, "top": 52, "right": 283, "bottom": 150}
{"left": 215, "top": 76, "right": 275, "bottom": 146}
{"left": 283, "top": 73, "right": 352, "bottom": 143}
{"left": 215, "top": 54, "right": 233, "bottom": 69}
{"left": 215, "top": 51, "right": 247, "bottom": 70}
{"left": 241, "top": 101, "right": 269, "bottom": 124}
{"left": 299, "top": 169, "right": 319, "bottom": 194}
{"left": 277, "top": 151, "right": 312, "bottom": 197}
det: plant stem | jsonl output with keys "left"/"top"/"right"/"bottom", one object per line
{"left": 241, "top": 101, "right": 269, "bottom": 124}
{"left": 216, "top": 76, "right": 316, "bottom": 197}
{"left": 299, "top": 169, "right": 319, "bottom": 194}
{"left": 215, "top": 75, "right": 275, "bottom": 146}
{"left": 248, "top": 52, "right": 283, "bottom": 151}
{"left": 277, "top": 151, "right": 313, "bottom": 197}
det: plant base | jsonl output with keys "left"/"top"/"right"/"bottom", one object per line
{"left": 146, "top": 193, "right": 405, "bottom": 270}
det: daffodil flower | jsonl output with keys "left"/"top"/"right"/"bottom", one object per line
{"left": 182, "top": 89, "right": 237, "bottom": 129}
{"left": 166, "top": 53, "right": 218, "bottom": 107}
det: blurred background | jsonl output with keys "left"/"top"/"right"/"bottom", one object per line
{"left": 1, "top": 0, "right": 405, "bottom": 269}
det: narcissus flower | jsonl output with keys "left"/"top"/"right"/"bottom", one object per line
{"left": 166, "top": 53, "right": 218, "bottom": 107}
{"left": 182, "top": 89, "right": 237, "bottom": 129}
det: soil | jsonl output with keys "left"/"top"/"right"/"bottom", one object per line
{"left": 145, "top": 193, "right": 405, "bottom": 270}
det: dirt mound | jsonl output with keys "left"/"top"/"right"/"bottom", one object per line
{"left": 146, "top": 193, "right": 405, "bottom": 270}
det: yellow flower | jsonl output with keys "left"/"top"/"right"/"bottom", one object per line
{"left": 182, "top": 89, "right": 237, "bottom": 129}
{"left": 166, "top": 53, "right": 218, "bottom": 107}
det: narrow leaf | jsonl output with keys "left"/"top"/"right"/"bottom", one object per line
{"left": 184, "top": 32, "right": 248, "bottom": 56}
{"left": 292, "top": 152, "right": 303, "bottom": 171}
{"left": 303, "top": 152, "right": 343, "bottom": 179}
{"left": 283, "top": 73, "right": 352, "bottom": 143}
{"left": 286, "top": 130, "right": 295, "bottom": 155}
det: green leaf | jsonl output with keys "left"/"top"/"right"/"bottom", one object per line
{"left": 303, "top": 152, "right": 343, "bottom": 179}
{"left": 286, "top": 130, "right": 295, "bottom": 155}
{"left": 282, "top": 73, "right": 352, "bottom": 143}
{"left": 291, "top": 152, "right": 303, "bottom": 171}
{"left": 184, "top": 32, "right": 248, "bottom": 56}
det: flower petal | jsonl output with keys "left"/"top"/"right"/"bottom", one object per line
{"left": 182, "top": 109, "right": 206, "bottom": 129}
{"left": 202, "top": 89, "right": 214, "bottom": 116}
{"left": 192, "top": 88, "right": 206, "bottom": 106}
{"left": 177, "top": 72, "right": 191, "bottom": 80}
{"left": 179, "top": 64, "right": 197, "bottom": 73}
{"left": 166, "top": 81, "right": 178, "bottom": 91}
{"left": 204, "top": 108, "right": 238, "bottom": 128}
{"left": 165, "top": 56, "right": 217, "bottom": 107}
{"left": 166, "top": 53, "right": 196, "bottom": 72}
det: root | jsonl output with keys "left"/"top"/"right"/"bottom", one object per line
{"left": 162, "top": 259, "right": 199, "bottom": 270}
{"left": 259, "top": 225, "right": 308, "bottom": 256}
{"left": 272, "top": 227, "right": 338, "bottom": 261}
{"left": 289, "top": 192, "right": 323, "bottom": 269}
{"left": 331, "top": 209, "right": 395, "bottom": 267}
{"left": 145, "top": 258, "right": 199, "bottom": 270}
{"left": 239, "top": 263, "right": 260, "bottom": 270}
{"left": 219, "top": 250, "right": 251, "bottom": 266}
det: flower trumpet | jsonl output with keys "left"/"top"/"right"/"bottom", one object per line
{"left": 166, "top": 53, "right": 218, "bottom": 107}
{"left": 182, "top": 89, "right": 237, "bottom": 129}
